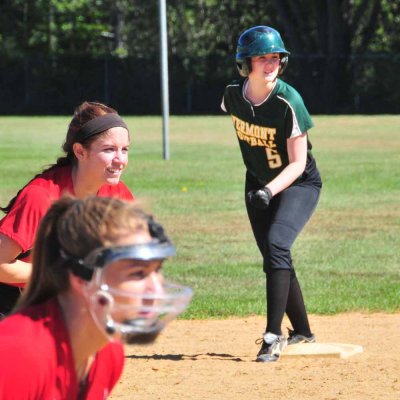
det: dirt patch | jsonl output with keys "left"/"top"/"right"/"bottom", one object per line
{"left": 111, "top": 313, "right": 400, "bottom": 400}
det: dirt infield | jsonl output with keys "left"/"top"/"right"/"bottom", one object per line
{"left": 111, "top": 313, "right": 400, "bottom": 400}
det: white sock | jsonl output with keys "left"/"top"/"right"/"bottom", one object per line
{"left": 263, "top": 332, "right": 278, "bottom": 344}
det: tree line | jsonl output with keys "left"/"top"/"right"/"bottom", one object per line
{"left": 0, "top": 0, "right": 399, "bottom": 114}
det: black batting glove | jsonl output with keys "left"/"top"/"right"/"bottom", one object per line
{"left": 247, "top": 187, "right": 273, "bottom": 210}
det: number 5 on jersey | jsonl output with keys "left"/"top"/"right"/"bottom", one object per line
{"left": 266, "top": 148, "right": 282, "bottom": 168}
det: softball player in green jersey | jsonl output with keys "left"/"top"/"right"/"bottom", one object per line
{"left": 221, "top": 26, "right": 322, "bottom": 362}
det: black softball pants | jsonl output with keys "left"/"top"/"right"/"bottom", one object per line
{"left": 245, "top": 177, "right": 321, "bottom": 336}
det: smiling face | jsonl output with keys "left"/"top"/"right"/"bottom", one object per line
{"left": 74, "top": 127, "right": 130, "bottom": 190}
{"left": 250, "top": 53, "right": 281, "bottom": 83}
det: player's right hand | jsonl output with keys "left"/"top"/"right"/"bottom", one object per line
{"left": 247, "top": 187, "right": 273, "bottom": 209}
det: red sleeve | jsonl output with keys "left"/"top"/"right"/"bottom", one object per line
{"left": 0, "top": 336, "right": 50, "bottom": 399}
{"left": 0, "top": 185, "right": 52, "bottom": 252}
{"left": 0, "top": 316, "right": 54, "bottom": 400}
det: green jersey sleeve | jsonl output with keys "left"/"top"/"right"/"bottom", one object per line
{"left": 277, "top": 84, "right": 314, "bottom": 139}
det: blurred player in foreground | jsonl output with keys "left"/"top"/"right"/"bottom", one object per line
{"left": 221, "top": 26, "right": 322, "bottom": 362}
{"left": 0, "top": 196, "right": 192, "bottom": 398}
{"left": 0, "top": 101, "right": 134, "bottom": 316}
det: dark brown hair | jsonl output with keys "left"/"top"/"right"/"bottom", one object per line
{"left": 0, "top": 102, "right": 118, "bottom": 214}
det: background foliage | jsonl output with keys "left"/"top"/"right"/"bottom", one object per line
{"left": 0, "top": 0, "right": 399, "bottom": 114}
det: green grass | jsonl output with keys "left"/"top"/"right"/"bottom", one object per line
{"left": 1, "top": 115, "right": 399, "bottom": 317}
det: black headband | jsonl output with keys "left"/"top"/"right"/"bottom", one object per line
{"left": 78, "top": 113, "right": 128, "bottom": 142}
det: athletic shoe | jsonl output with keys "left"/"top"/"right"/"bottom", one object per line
{"left": 255, "top": 332, "right": 287, "bottom": 362}
{"left": 287, "top": 328, "right": 316, "bottom": 345}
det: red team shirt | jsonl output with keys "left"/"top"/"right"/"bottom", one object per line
{"left": 0, "top": 297, "right": 124, "bottom": 399}
{"left": 0, "top": 165, "right": 134, "bottom": 287}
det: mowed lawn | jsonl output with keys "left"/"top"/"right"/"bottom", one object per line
{"left": 0, "top": 115, "right": 399, "bottom": 317}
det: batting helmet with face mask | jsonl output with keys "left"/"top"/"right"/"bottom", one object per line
{"left": 236, "top": 26, "right": 290, "bottom": 77}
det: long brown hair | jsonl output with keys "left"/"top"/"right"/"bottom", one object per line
{"left": 0, "top": 102, "right": 118, "bottom": 214}
{"left": 15, "top": 196, "right": 148, "bottom": 310}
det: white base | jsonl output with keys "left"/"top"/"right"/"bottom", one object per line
{"left": 282, "top": 342, "right": 364, "bottom": 359}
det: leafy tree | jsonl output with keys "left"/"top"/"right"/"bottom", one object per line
{"left": 266, "top": 0, "right": 398, "bottom": 112}
{"left": 0, "top": 0, "right": 399, "bottom": 113}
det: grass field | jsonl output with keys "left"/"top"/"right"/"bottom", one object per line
{"left": 0, "top": 115, "right": 399, "bottom": 317}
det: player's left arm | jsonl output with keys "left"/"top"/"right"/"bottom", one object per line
{"left": 266, "top": 133, "right": 308, "bottom": 196}
{"left": 0, "top": 233, "right": 32, "bottom": 283}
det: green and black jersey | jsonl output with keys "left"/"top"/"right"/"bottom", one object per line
{"left": 222, "top": 78, "right": 321, "bottom": 187}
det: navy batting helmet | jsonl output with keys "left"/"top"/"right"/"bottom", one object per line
{"left": 236, "top": 26, "right": 290, "bottom": 77}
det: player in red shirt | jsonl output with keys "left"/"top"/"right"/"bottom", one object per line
{"left": 0, "top": 101, "right": 135, "bottom": 316}
{"left": 0, "top": 196, "right": 192, "bottom": 399}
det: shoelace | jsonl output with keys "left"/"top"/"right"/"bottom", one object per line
{"left": 287, "top": 327, "right": 295, "bottom": 339}
{"left": 255, "top": 337, "right": 271, "bottom": 355}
